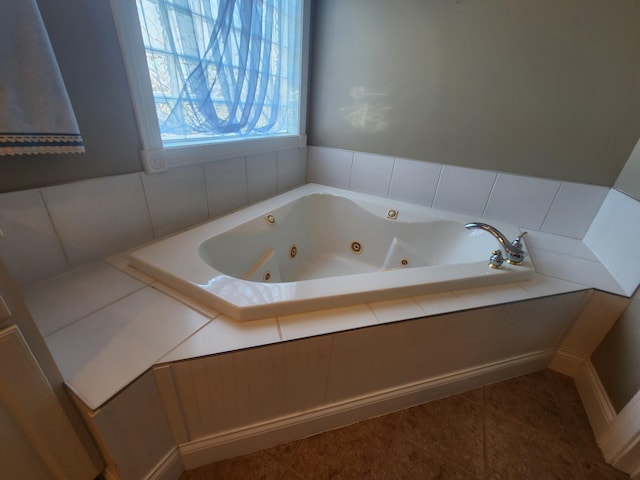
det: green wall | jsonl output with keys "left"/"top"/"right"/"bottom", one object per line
{"left": 592, "top": 290, "right": 640, "bottom": 412}
{"left": 615, "top": 138, "right": 640, "bottom": 202}
{"left": 308, "top": 0, "right": 640, "bottom": 186}
{"left": 2, "top": 0, "right": 640, "bottom": 191}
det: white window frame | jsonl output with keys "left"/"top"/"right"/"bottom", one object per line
{"left": 109, "top": 0, "right": 310, "bottom": 173}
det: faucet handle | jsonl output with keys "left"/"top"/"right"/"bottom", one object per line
{"left": 511, "top": 231, "right": 528, "bottom": 250}
{"left": 489, "top": 250, "right": 504, "bottom": 269}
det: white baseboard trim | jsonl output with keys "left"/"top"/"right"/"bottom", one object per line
{"left": 548, "top": 349, "right": 585, "bottom": 377}
{"left": 144, "top": 447, "right": 183, "bottom": 480}
{"left": 599, "top": 388, "right": 640, "bottom": 477}
{"left": 567, "top": 359, "right": 640, "bottom": 478}
{"left": 574, "top": 361, "right": 616, "bottom": 440}
{"left": 103, "top": 466, "right": 121, "bottom": 480}
{"left": 179, "top": 349, "right": 553, "bottom": 470}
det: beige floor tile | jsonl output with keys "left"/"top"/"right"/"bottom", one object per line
{"left": 386, "top": 436, "right": 479, "bottom": 480}
{"left": 266, "top": 440, "right": 303, "bottom": 468}
{"left": 485, "top": 369, "right": 602, "bottom": 459}
{"left": 580, "top": 456, "right": 633, "bottom": 480}
{"left": 288, "top": 414, "right": 400, "bottom": 480}
{"left": 485, "top": 410, "right": 583, "bottom": 479}
{"left": 397, "top": 394, "right": 485, "bottom": 478}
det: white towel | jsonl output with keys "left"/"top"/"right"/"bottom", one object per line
{"left": 0, "top": 0, "right": 84, "bottom": 155}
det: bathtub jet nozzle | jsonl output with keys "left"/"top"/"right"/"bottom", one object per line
{"left": 464, "top": 222, "right": 527, "bottom": 265}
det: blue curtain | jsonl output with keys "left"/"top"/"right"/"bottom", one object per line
{"left": 138, "top": 0, "right": 289, "bottom": 141}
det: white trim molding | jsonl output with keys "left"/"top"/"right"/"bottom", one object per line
{"left": 572, "top": 360, "right": 640, "bottom": 478}
{"left": 548, "top": 349, "right": 585, "bottom": 377}
{"left": 599, "top": 388, "right": 640, "bottom": 478}
{"left": 574, "top": 361, "right": 617, "bottom": 439}
{"left": 0, "top": 325, "right": 98, "bottom": 480}
{"left": 108, "top": 0, "right": 161, "bottom": 153}
{"left": 142, "top": 135, "right": 308, "bottom": 174}
{"left": 177, "top": 349, "right": 553, "bottom": 470}
{"left": 144, "top": 447, "right": 183, "bottom": 480}
{"left": 109, "top": 0, "right": 310, "bottom": 174}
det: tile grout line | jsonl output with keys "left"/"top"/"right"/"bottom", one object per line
{"left": 137, "top": 172, "right": 159, "bottom": 239}
{"left": 37, "top": 188, "right": 72, "bottom": 273}
{"left": 538, "top": 182, "right": 563, "bottom": 233}
{"left": 385, "top": 157, "right": 397, "bottom": 199}
{"left": 431, "top": 163, "right": 445, "bottom": 208}
{"left": 43, "top": 285, "right": 147, "bottom": 339}
{"left": 480, "top": 173, "right": 499, "bottom": 219}
{"left": 346, "top": 150, "right": 355, "bottom": 191}
{"left": 200, "top": 163, "right": 212, "bottom": 220}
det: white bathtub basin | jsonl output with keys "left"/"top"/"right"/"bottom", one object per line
{"left": 127, "top": 184, "right": 534, "bottom": 320}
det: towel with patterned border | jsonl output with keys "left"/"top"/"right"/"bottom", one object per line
{"left": 0, "top": 0, "right": 84, "bottom": 155}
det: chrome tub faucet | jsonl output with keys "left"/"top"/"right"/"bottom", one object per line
{"left": 465, "top": 222, "right": 528, "bottom": 264}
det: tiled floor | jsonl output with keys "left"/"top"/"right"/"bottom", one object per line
{"left": 179, "top": 369, "right": 629, "bottom": 480}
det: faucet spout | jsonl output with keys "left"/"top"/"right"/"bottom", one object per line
{"left": 464, "top": 222, "right": 527, "bottom": 264}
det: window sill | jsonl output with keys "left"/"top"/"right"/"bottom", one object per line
{"left": 141, "top": 134, "right": 307, "bottom": 173}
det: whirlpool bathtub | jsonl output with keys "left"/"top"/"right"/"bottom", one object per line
{"left": 128, "top": 184, "right": 534, "bottom": 320}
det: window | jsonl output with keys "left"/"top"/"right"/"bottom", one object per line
{"left": 110, "top": 0, "right": 308, "bottom": 172}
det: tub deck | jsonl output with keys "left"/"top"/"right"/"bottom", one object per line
{"left": 22, "top": 185, "right": 629, "bottom": 411}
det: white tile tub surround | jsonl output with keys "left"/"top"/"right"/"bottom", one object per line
{"left": 413, "top": 291, "right": 467, "bottom": 317}
{"left": 389, "top": 157, "right": 442, "bottom": 206}
{"left": 41, "top": 173, "right": 155, "bottom": 268}
{"left": 277, "top": 147, "right": 307, "bottom": 193}
{"left": 204, "top": 156, "right": 249, "bottom": 218}
{"left": 523, "top": 230, "right": 601, "bottom": 261}
{"left": 528, "top": 245, "right": 625, "bottom": 295}
{"left": 0, "top": 189, "right": 69, "bottom": 286}
{"left": 148, "top": 274, "right": 588, "bottom": 367}
{"left": 433, "top": 165, "right": 497, "bottom": 217}
{"left": 453, "top": 283, "right": 532, "bottom": 309}
{"left": 0, "top": 148, "right": 306, "bottom": 288}
{"left": 160, "top": 315, "right": 280, "bottom": 363}
{"left": 584, "top": 189, "right": 640, "bottom": 296}
{"left": 411, "top": 275, "right": 586, "bottom": 317}
{"left": 483, "top": 173, "right": 561, "bottom": 231}
{"left": 45, "top": 286, "right": 211, "bottom": 410}
{"left": 350, "top": 151, "right": 395, "bottom": 197}
{"left": 104, "top": 254, "right": 157, "bottom": 284}
{"left": 368, "top": 297, "right": 425, "bottom": 324}
{"left": 515, "top": 272, "right": 595, "bottom": 298}
{"left": 22, "top": 246, "right": 589, "bottom": 411}
{"left": 308, "top": 147, "right": 444, "bottom": 207}
{"left": 247, "top": 151, "right": 279, "bottom": 204}
{"left": 206, "top": 149, "right": 307, "bottom": 217}
{"left": 278, "top": 304, "right": 380, "bottom": 341}
{"left": 141, "top": 164, "right": 209, "bottom": 238}
{"left": 151, "top": 280, "right": 222, "bottom": 319}
{"left": 24, "top": 261, "right": 146, "bottom": 337}
{"left": 307, "top": 146, "right": 354, "bottom": 189}
{"left": 0, "top": 145, "right": 615, "bottom": 290}
{"left": 519, "top": 230, "right": 629, "bottom": 296}
{"left": 540, "top": 182, "right": 609, "bottom": 239}
{"left": 308, "top": 146, "right": 614, "bottom": 240}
